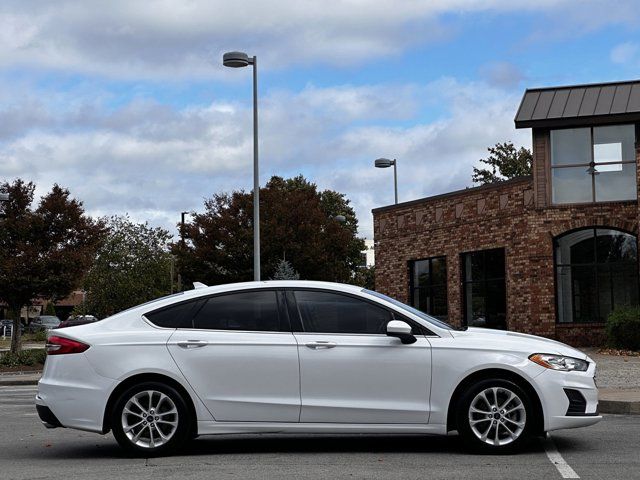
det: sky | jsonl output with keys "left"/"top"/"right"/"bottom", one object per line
{"left": 1, "top": 1, "right": 640, "bottom": 240}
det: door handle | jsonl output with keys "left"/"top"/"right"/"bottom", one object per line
{"left": 305, "top": 341, "right": 337, "bottom": 349}
{"left": 177, "top": 340, "right": 208, "bottom": 349}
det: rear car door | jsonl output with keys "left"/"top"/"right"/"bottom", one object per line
{"left": 162, "top": 289, "right": 301, "bottom": 422}
{"left": 289, "top": 289, "right": 432, "bottom": 424}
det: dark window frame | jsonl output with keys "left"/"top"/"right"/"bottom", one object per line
{"left": 553, "top": 227, "right": 640, "bottom": 324}
{"left": 408, "top": 256, "right": 448, "bottom": 320}
{"left": 144, "top": 288, "right": 291, "bottom": 333}
{"left": 460, "top": 248, "right": 507, "bottom": 329}
{"left": 550, "top": 123, "right": 638, "bottom": 204}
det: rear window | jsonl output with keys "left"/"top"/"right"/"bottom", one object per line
{"left": 145, "top": 300, "right": 199, "bottom": 328}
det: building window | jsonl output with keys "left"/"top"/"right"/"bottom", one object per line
{"left": 550, "top": 124, "right": 637, "bottom": 204}
{"left": 461, "top": 248, "right": 506, "bottom": 329}
{"left": 555, "top": 228, "right": 639, "bottom": 323}
{"left": 410, "top": 257, "right": 447, "bottom": 320}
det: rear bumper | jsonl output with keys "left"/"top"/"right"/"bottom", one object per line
{"left": 36, "top": 353, "right": 116, "bottom": 433}
{"left": 35, "top": 403, "right": 63, "bottom": 429}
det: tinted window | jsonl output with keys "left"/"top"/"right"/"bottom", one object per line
{"left": 192, "top": 291, "right": 282, "bottom": 331}
{"left": 410, "top": 257, "right": 448, "bottom": 320}
{"left": 145, "top": 300, "right": 198, "bottom": 328}
{"left": 294, "top": 291, "right": 392, "bottom": 334}
{"left": 461, "top": 248, "right": 506, "bottom": 330}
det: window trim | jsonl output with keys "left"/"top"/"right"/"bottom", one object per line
{"left": 284, "top": 287, "right": 434, "bottom": 336}
{"left": 553, "top": 227, "right": 640, "bottom": 324}
{"left": 460, "top": 247, "right": 507, "bottom": 329}
{"left": 549, "top": 123, "right": 638, "bottom": 205}
{"left": 408, "top": 256, "right": 448, "bottom": 321}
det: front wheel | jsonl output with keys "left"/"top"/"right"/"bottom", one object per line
{"left": 456, "top": 379, "right": 534, "bottom": 453}
{"left": 111, "top": 382, "right": 191, "bottom": 456}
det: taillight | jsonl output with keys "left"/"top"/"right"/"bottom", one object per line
{"left": 45, "top": 336, "right": 90, "bottom": 355}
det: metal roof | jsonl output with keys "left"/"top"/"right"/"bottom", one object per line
{"left": 515, "top": 79, "right": 640, "bottom": 128}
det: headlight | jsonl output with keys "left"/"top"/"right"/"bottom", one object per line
{"left": 529, "top": 353, "right": 589, "bottom": 372}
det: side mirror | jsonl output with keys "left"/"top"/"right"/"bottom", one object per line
{"left": 386, "top": 320, "right": 416, "bottom": 344}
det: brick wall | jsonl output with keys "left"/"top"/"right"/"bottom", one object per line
{"left": 373, "top": 129, "right": 640, "bottom": 347}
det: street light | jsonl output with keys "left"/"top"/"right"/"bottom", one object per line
{"left": 223, "top": 51, "right": 261, "bottom": 281}
{"left": 374, "top": 158, "right": 398, "bottom": 204}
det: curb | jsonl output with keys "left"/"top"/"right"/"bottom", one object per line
{"left": 599, "top": 399, "right": 640, "bottom": 415}
{"left": 0, "top": 378, "right": 40, "bottom": 386}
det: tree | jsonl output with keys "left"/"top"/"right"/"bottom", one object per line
{"left": 0, "top": 179, "right": 105, "bottom": 353}
{"left": 271, "top": 259, "right": 300, "bottom": 280}
{"left": 83, "top": 216, "right": 173, "bottom": 319}
{"left": 472, "top": 142, "right": 533, "bottom": 185}
{"left": 175, "top": 175, "right": 365, "bottom": 286}
{"left": 350, "top": 265, "right": 375, "bottom": 290}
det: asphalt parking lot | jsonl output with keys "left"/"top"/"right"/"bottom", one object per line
{"left": 1, "top": 385, "right": 639, "bottom": 480}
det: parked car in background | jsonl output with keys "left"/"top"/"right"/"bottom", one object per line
{"left": 36, "top": 281, "right": 600, "bottom": 457}
{"left": 28, "top": 316, "right": 61, "bottom": 333}
{"left": 58, "top": 315, "right": 99, "bottom": 329}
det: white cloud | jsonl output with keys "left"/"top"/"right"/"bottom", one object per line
{"left": 0, "top": 78, "right": 529, "bottom": 239}
{"left": 0, "top": 0, "right": 635, "bottom": 78}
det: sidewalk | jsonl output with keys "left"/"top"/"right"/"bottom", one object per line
{"left": 584, "top": 348, "right": 640, "bottom": 415}
{"left": 1, "top": 349, "right": 639, "bottom": 414}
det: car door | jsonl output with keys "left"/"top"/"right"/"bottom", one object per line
{"left": 165, "top": 289, "right": 301, "bottom": 423}
{"left": 289, "top": 289, "right": 432, "bottom": 424}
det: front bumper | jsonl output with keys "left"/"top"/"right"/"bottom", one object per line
{"left": 536, "top": 360, "right": 602, "bottom": 431}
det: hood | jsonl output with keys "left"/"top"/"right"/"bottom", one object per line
{"left": 451, "top": 327, "right": 589, "bottom": 360}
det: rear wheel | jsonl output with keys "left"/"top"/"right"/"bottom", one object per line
{"left": 111, "top": 381, "right": 190, "bottom": 456}
{"left": 456, "top": 378, "right": 534, "bottom": 453}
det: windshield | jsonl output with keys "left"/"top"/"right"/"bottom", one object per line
{"left": 363, "top": 289, "right": 456, "bottom": 331}
{"left": 41, "top": 317, "right": 60, "bottom": 325}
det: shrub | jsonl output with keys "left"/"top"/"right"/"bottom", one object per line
{"left": 0, "top": 349, "right": 46, "bottom": 368}
{"left": 33, "top": 330, "right": 47, "bottom": 342}
{"left": 606, "top": 307, "right": 640, "bottom": 351}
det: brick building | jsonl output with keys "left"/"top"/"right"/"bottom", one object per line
{"left": 373, "top": 79, "right": 640, "bottom": 346}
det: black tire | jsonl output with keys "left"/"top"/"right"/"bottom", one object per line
{"left": 456, "top": 378, "right": 535, "bottom": 454}
{"left": 111, "top": 381, "right": 191, "bottom": 457}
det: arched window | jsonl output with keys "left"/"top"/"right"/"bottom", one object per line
{"left": 555, "top": 228, "right": 639, "bottom": 323}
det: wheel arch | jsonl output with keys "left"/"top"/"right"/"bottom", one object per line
{"left": 102, "top": 372, "right": 198, "bottom": 435}
{"left": 446, "top": 368, "right": 544, "bottom": 435}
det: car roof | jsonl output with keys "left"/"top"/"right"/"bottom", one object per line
{"left": 112, "top": 280, "right": 364, "bottom": 318}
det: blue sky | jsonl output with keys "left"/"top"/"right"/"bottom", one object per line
{"left": 1, "top": 0, "right": 640, "bottom": 239}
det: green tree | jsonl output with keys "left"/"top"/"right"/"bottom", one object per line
{"left": 350, "top": 265, "right": 375, "bottom": 290}
{"left": 472, "top": 142, "right": 533, "bottom": 185}
{"left": 0, "top": 179, "right": 105, "bottom": 353}
{"left": 83, "top": 216, "right": 174, "bottom": 318}
{"left": 271, "top": 259, "right": 300, "bottom": 280}
{"left": 175, "top": 175, "right": 365, "bottom": 286}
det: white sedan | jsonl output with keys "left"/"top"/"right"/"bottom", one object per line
{"left": 36, "top": 281, "right": 601, "bottom": 456}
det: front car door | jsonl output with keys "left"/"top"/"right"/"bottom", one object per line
{"left": 288, "top": 289, "right": 432, "bottom": 424}
{"left": 164, "top": 289, "right": 300, "bottom": 422}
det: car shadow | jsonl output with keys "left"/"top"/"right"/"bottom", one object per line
{"left": 18, "top": 433, "right": 548, "bottom": 460}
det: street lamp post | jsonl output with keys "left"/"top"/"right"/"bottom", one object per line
{"left": 223, "top": 51, "right": 261, "bottom": 281}
{"left": 374, "top": 158, "right": 398, "bottom": 204}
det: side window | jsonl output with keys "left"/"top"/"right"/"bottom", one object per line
{"left": 145, "top": 300, "right": 199, "bottom": 328}
{"left": 192, "top": 290, "right": 283, "bottom": 332}
{"left": 294, "top": 290, "right": 392, "bottom": 334}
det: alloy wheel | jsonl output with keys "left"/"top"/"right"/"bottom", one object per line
{"left": 121, "top": 390, "right": 179, "bottom": 449}
{"left": 468, "top": 386, "right": 526, "bottom": 446}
